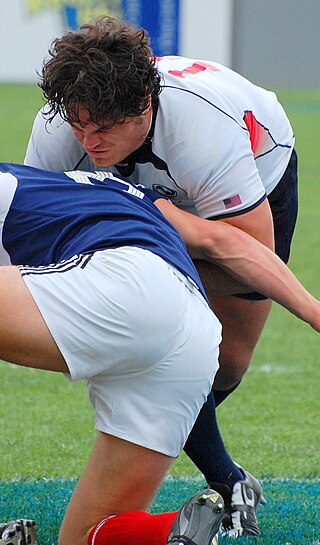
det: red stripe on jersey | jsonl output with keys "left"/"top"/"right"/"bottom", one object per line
{"left": 168, "top": 61, "right": 220, "bottom": 78}
{"left": 243, "top": 111, "right": 275, "bottom": 157}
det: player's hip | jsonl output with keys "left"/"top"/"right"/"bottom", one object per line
{"left": 19, "top": 246, "right": 221, "bottom": 381}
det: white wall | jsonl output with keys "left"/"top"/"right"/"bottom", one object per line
{"left": 0, "top": 0, "right": 233, "bottom": 83}
{"left": 180, "top": 0, "right": 233, "bottom": 66}
{"left": 233, "top": 0, "right": 320, "bottom": 88}
{"left": 0, "top": 0, "right": 63, "bottom": 82}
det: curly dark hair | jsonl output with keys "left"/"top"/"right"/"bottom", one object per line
{"left": 39, "top": 16, "right": 162, "bottom": 128}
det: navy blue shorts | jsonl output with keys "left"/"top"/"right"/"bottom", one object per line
{"left": 234, "top": 148, "right": 298, "bottom": 300}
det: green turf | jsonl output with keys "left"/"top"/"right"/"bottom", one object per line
{"left": 0, "top": 365, "right": 93, "bottom": 479}
{"left": 0, "top": 84, "right": 43, "bottom": 163}
{"left": 0, "top": 85, "right": 319, "bottom": 481}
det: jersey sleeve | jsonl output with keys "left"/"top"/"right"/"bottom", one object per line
{"left": 141, "top": 187, "right": 169, "bottom": 203}
{"left": 24, "top": 107, "right": 87, "bottom": 171}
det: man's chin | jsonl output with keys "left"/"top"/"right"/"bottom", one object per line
{"left": 89, "top": 155, "right": 113, "bottom": 167}
{"left": 88, "top": 151, "right": 129, "bottom": 168}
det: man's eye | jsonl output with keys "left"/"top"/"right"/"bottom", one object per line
{"left": 98, "top": 125, "right": 115, "bottom": 132}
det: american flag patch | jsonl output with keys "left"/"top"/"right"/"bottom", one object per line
{"left": 223, "top": 194, "right": 242, "bottom": 209}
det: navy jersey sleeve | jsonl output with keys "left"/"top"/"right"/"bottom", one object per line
{"left": 138, "top": 186, "right": 168, "bottom": 203}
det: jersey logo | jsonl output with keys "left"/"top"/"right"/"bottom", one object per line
{"left": 152, "top": 184, "right": 177, "bottom": 199}
{"left": 65, "top": 170, "right": 145, "bottom": 199}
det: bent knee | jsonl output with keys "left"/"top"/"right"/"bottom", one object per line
{"left": 214, "top": 350, "right": 252, "bottom": 390}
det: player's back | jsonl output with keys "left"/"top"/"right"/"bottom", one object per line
{"left": 0, "top": 163, "right": 206, "bottom": 300}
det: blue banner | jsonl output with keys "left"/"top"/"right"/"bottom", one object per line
{"left": 63, "top": 5, "right": 79, "bottom": 29}
{"left": 121, "top": 0, "right": 180, "bottom": 55}
{"left": 60, "top": 0, "right": 180, "bottom": 55}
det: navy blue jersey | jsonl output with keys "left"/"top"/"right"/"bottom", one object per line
{"left": 0, "top": 163, "right": 207, "bottom": 300}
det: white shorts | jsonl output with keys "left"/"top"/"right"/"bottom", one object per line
{"left": 20, "top": 247, "right": 222, "bottom": 457}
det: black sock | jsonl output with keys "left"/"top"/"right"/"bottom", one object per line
{"left": 183, "top": 391, "right": 243, "bottom": 487}
{"left": 213, "top": 380, "right": 241, "bottom": 407}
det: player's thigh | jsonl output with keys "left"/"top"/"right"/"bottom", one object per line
{"left": 59, "top": 432, "right": 173, "bottom": 545}
{"left": 0, "top": 266, "right": 67, "bottom": 371}
{"left": 209, "top": 294, "right": 272, "bottom": 389}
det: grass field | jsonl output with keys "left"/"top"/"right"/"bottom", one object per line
{"left": 0, "top": 84, "right": 319, "bottom": 543}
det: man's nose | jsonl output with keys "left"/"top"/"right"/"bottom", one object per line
{"left": 83, "top": 132, "right": 101, "bottom": 149}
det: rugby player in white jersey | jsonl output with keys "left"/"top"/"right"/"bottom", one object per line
{"left": 25, "top": 16, "right": 300, "bottom": 536}
{"left": 0, "top": 163, "right": 319, "bottom": 545}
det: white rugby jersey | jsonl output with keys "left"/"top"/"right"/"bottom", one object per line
{"left": 25, "top": 56, "right": 294, "bottom": 219}
{"left": 0, "top": 163, "right": 207, "bottom": 299}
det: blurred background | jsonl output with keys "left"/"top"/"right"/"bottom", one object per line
{"left": 1, "top": 0, "right": 320, "bottom": 88}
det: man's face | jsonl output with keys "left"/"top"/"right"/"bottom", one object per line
{"left": 70, "top": 104, "right": 152, "bottom": 167}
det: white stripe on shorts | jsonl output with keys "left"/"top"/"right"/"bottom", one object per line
{"left": 18, "top": 253, "right": 93, "bottom": 276}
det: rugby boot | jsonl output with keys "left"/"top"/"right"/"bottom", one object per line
{"left": 167, "top": 487, "right": 224, "bottom": 545}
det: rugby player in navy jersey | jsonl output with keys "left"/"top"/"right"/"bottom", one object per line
{"left": 0, "top": 163, "right": 319, "bottom": 545}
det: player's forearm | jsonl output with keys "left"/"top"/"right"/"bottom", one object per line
{"left": 193, "top": 259, "right": 251, "bottom": 296}
{"left": 202, "top": 222, "right": 320, "bottom": 331}
{"left": 155, "top": 198, "right": 320, "bottom": 331}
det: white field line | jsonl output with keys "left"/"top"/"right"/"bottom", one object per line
{"left": 249, "top": 363, "right": 306, "bottom": 374}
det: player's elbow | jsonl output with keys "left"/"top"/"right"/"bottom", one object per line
{"left": 198, "top": 224, "right": 239, "bottom": 264}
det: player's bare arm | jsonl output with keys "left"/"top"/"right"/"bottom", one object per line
{"left": 155, "top": 198, "right": 320, "bottom": 332}
{"left": 193, "top": 198, "right": 275, "bottom": 295}
{"left": 180, "top": 200, "right": 274, "bottom": 298}
{"left": 218, "top": 199, "right": 275, "bottom": 251}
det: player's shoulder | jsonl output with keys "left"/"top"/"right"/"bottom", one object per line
{"left": 156, "top": 55, "right": 224, "bottom": 74}
{"left": 25, "top": 105, "right": 85, "bottom": 171}
{"left": 0, "top": 162, "right": 30, "bottom": 181}
{"left": 30, "top": 104, "right": 71, "bottom": 136}
{"left": 156, "top": 56, "right": 242, "bottom": 88}
{"left": 156, "top": 55, "right": 251, "bottom": 117}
